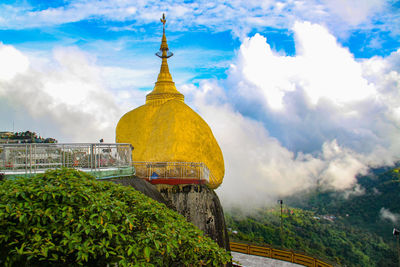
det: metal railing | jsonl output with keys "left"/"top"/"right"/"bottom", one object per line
{"left": 133, "top": 161, "right": 218, "bottom": 187}
{"left": 0, "top": 143, "right": 134, "bottom": 179}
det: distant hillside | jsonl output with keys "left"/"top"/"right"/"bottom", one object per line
{"left": 225, "top": 165, "right": 400, "bottom": 266}
{"left": 0, "top": 131, "right": 57, "bottom": 143}
{"left": 287, "top": 165, "right": 400, "bottom": 240}
{"left": 225, "top": 206, "right": 395, "bottom": 266}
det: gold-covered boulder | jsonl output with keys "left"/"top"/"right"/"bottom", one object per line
{"left": 116, "top": 14, "right": 224, "bottom": 188}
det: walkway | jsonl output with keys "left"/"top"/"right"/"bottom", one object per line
{"left": 232, "top": 252, "right": 302, "bottom": 267}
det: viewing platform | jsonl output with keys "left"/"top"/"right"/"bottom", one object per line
{"left": 0, "top": 143, "right": 217, "bottom": 187}
{"left": 0, "top": 143, "right": 134, "bottom": 179}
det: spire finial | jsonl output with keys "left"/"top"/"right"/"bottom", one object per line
{"left": 156, "top": 13, "right": 173, "bottom": 59}
{"left": 160, "top": 13, "right": 166, "bottom": 32}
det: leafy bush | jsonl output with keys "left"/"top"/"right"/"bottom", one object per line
{"left": 0, "top": 168, "right": 231, "bottom": 266}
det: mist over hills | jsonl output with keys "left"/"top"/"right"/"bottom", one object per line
{"left": 225, "top": 164, "right": 400, "bottom": 266}
{"left": 286, "top": 164, "right": 400, "bottom": 239}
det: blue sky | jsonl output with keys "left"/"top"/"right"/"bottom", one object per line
{"left": 1, "top": 0, "right": 399, "bottom": 79}
{"left": 1, "top": 0, "right": 400, "bottom": 205}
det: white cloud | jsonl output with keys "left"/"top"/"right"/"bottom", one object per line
{"left": 193, "top": 89, "right": 370, "bottom": 208}
{"left": 322, "top": 0, "right": 385, "bottom": 26}
{"left": 293, "top": 21, "right": 375, "bottom": 104}
{"left": 224, "top": 22, "right": 400, "bottom": 156}
{"left": 0, "top": 43, "right": 29, "bottom": 81}
{"left": 0, "top": 44, "right": 128, "bottom": 143}
{"left": 235, "top": 33, "right": 295, "bottom": 110}
{"left": 232, "top": 22, "right": 375, "bottom": 110}
{"left": 380, "top": 208, "right": 400, "bottom": 224}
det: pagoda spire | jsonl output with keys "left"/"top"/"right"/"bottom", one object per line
{"left": 146, "top": 13, "right": 184, "bottom": 105}
{"left": 157, "top": 13, "right": 172, "bottom": 59}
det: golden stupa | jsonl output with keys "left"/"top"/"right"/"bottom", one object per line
{"left": 116, "top": 14, "right": 224, "bottom": 189}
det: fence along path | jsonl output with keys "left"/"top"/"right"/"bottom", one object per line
{"left": 230, "top": 242, "right": 333, "bottom": 267}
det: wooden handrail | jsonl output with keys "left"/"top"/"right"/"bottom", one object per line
{"left": 230, "top": 242, "right": 333, "bottom": 267}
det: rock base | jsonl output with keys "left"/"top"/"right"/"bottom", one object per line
{"left": 155, "top": 184, "right": 230, "bottom": 251}
{"left": 111, "top": 178, "right": 230, "bottom": 252}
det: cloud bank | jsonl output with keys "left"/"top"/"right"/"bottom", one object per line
{"left": 189, "top": 21, "right": 400, "bottom": 208}
{"left": 0, "top": 43, "right": 145, "bottom": 142}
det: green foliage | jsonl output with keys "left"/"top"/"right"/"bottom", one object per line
{"left": 226, "top": 206, "right": 396, "bottom": 267}
{"left": 0, "top": 131, "right": 57, "bottom": 143}
{"left": 0, "top": 168, "right": 231, "bottom": 266}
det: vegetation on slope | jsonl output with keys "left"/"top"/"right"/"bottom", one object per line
{"left": 288, "top": 166, "right": 400, "bottom": 239}
{"left": 0, "top": 168, "right": 231, "bottom": 266}
{"left": 225, "top": 207, "right": 395, "bottom": 266}
{"left": 226, "top": 166, "right": 400, "bottom": 266}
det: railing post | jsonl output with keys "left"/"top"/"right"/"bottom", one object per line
{"left": 90, "top": 144, "right": 94, "bottom": 171}
{"left": 62, "top": 144, "right": 64, "bottom": 167}
{"left": 34, "top": 144, "right": 37, "bottom": 173}
{"left": 149, "top": 163, "right": 152, "bottom": 180}
{"left": 96, "top": 144, "right": 98, "bottom": 170}
{"left": 25, "top": 144, "right": 28, "bottom": 175}
{"left": 29, "top": 144, "right": 32, "bottom": 175}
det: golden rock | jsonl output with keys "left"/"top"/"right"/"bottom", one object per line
{"left": 116, "top": 14, "right": 224, "bottom": 188}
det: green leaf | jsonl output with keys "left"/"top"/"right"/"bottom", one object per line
{"left": 144, "top": 247, "right": 151, "bottom": 261}
{"left": 41, "top": 247, "right": 48, "bottom": 257}
{"left": 107, "top": 229, "right": 112, "bottom": 239}
{"left": 127, "top": 246, "right": 133, "bottom": 256}
{"left": 15, "top": 243, "right": 26, "bottom": 254}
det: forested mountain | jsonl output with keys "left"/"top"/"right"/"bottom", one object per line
{"left": 225, "top": 166, "right": 400, "bottom": 266}
{"left": 287, "top": 166, "right": 400, "bottom": 239}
